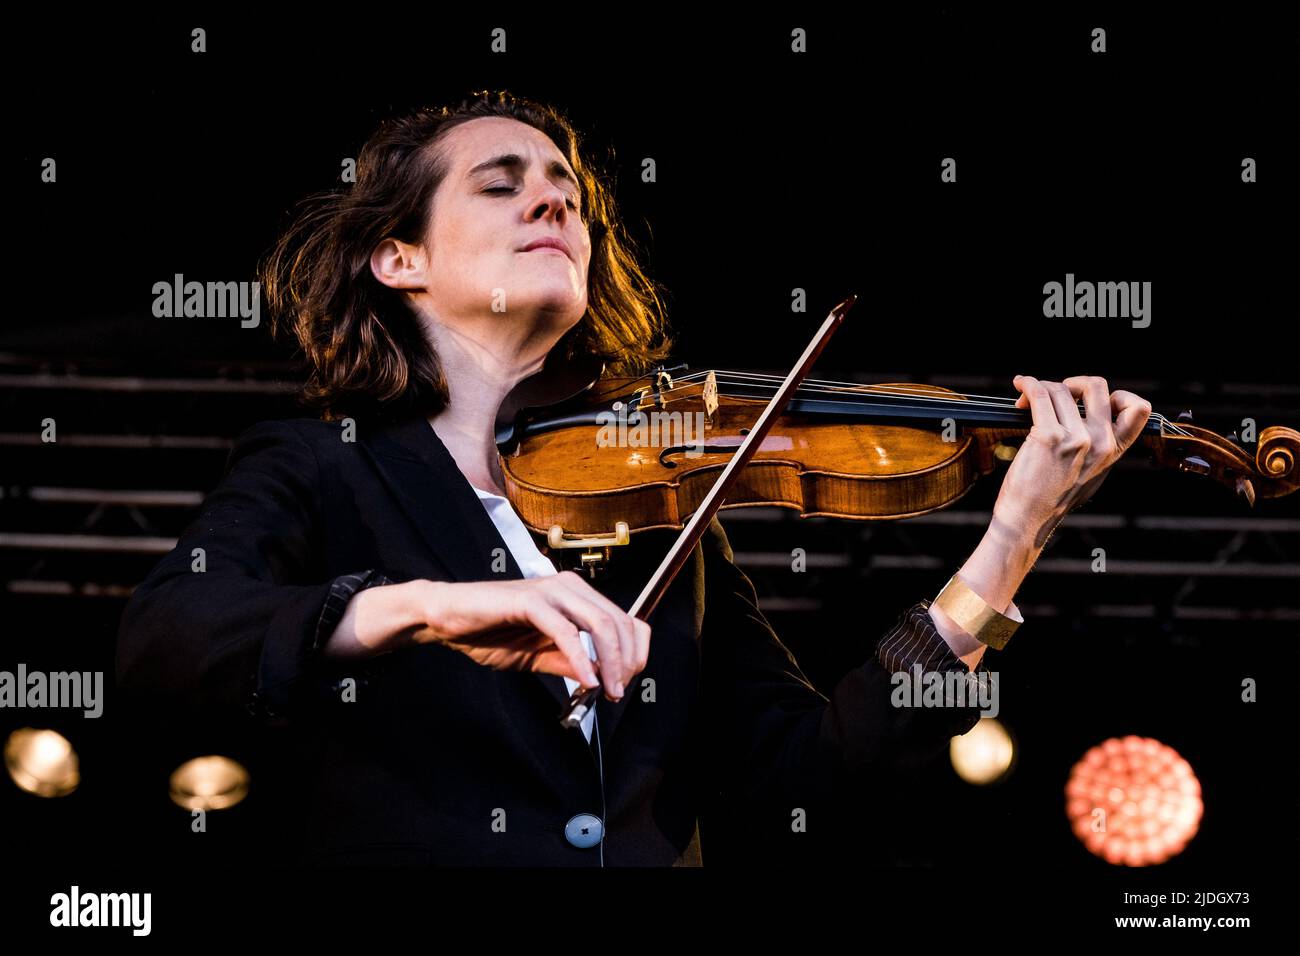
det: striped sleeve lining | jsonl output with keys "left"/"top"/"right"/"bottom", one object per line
{"left": 877, "top": 598, "right": 978, "bottom": 675}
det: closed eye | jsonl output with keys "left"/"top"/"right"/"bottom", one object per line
{"left": 485, "top": 186, "right": 579, "bottom": 211}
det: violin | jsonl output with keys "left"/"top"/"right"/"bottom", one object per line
{"left": 492, "top": 297, "right": 1299, "bottom": 727}
{"left": 495, "top": 330, "right": 1300, "bottom": 550}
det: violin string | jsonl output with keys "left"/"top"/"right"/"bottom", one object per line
{"left": 696, "top": 372, "right": 1190, "bottom": 436}
{"left": 677, "top": 370, "right": 1035, "bottom": 406}
{"left": 714, "top": 376, "right": 1026, "bottom": 407}
{"left": 693, "top": 373, "right": 1016, "bottom": 403}
{"left": 662, "top": 370, "right": 1188, "bottom": 436}
{"left": 675, "top": 368, "right": 1185, "bottom": 433}
{"left": 692, "top": 378, "right": 1189, "bottom": 438}
{"left": 639, "top": 369, "right": 1190, "bottom": 437}
{"left": 681, "top": 368, "right": 1099, "bottom": 410}
{"left": 670, "top": 368, "right": 1028, "bottom": 405}
{"left": 686, "top": 373, "right": 1092, "bottom": 415}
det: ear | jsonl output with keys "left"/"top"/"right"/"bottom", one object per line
{"left": 370, "top": 237, "right": 429, "bottom": 291}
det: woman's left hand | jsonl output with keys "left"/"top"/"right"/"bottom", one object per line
{"left": 992, "top": 375, "right": 1153, "bottom": 549}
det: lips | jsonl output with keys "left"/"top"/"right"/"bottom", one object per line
{"left": 519, "top": 237, "right": 571, "bottom": 259}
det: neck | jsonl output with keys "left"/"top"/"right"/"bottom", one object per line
{"left": 423, "top": 311, "right": 563, "bottom": 494}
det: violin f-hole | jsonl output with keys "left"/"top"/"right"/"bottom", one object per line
{"left": 657, "top": 442, "right": 743, "bottom": 468}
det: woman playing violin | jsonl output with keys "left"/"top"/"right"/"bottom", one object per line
{"left": 116, "top": 90, "right": 1152, "bottom": 866}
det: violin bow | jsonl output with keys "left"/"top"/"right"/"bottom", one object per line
{"left": 559, "top": 294, "right": 859, "bottom": 729}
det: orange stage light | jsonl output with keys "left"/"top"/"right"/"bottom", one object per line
{"left": 1066, "top": 735, "right": 1203, "bottom": 866}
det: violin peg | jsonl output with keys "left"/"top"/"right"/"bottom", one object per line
{"left": 1177, "top": 409, "right": 1194, "bottom": 424}
{"left": 1236, "top": 476, "right": 1256, "bottom": 507}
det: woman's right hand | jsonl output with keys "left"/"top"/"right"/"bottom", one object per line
{"left": 327, "top": 572, "right": 649, "bottom": 701}
{"left": 416, "top": 571, "right": 649, "bottom": 700}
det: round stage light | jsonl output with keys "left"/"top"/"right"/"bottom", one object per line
{"left": 1066, "top": 735, "right": 1202, "bottom": 866}
{"left": 4, "top": 728, "right": 80, "bottom": 797}
{"left": 168, "top": 755, "right": 250, "bottom": 811}
{"left": 950, "top": 717, "right": 1015, "bottom": 784}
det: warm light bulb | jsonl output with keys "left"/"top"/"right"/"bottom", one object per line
{"left": 950, "top": 718, "right": 1015, "bottom": 784}
{"left": 1065, "top": 736, "right": 1202, "bottom": 866}
{"left": 4, "top": 728, "right": 80, "bottom": 797}
{"left": 168, "top": 755, "right": 250, "bottom": 811}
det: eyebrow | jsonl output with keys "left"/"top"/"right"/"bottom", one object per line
{"left": 466, "top": 153, "right": 579, "bottom": 190}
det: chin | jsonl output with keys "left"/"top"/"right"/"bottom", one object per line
{"left": 512, "top": 285, "right": 585, "bottom": 318}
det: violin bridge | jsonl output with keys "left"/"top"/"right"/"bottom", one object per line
{"left": 702, "top": 370, "right": 718, "bottom": 423}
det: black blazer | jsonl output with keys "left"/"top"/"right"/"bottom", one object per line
{"left": 116, "top": 416, "right": 987, "bottom": 866}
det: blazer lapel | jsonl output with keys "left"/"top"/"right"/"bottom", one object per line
{"left": 362, "top": 417, "right": 508, "bottom": 583}
{"left": 364, "top": 417, "right": 608, "bottom": 736}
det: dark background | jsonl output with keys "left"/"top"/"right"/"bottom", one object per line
{"left": 2, "top": 7, "right": 1293, "bottom": 934}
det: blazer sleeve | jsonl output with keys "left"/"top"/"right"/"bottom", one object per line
{"left": 116, "top": 420, "right": 395, "bottom": 725}
{"left": 699, "top": 516, "right": 995, "bottom": 811}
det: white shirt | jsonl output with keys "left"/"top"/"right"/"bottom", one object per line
{"left": 469, "top": 483, "right": 598, "bottom": 744}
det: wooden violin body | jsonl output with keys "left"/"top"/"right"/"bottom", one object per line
{"left": 495, "top": 365, "right": 1300, "bottom": 543}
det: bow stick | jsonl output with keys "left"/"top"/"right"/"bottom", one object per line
{"left": 560, "top": 294, "right": 858, "bottom": 729}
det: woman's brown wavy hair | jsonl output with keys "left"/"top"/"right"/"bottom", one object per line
{"left": 258, "top": 89, "right": 673, "bottom": 421}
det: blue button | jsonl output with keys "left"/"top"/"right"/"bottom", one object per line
{"left": 565, "top": 813, "right": 604, "bottom": 849}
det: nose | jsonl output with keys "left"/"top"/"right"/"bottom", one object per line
{"left": 526, "top": 178, "right": 574, "bottom": 225}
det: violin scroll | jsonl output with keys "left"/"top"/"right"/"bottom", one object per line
{"left": 1144, "top": 420, "right": 1300, "bottom": 505}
